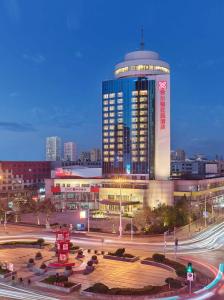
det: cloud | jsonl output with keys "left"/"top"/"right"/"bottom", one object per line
{"left": 74, "top": 51, "right": 83, "bottom": 59}
{"left": 31, "top": 106, "right": 87, "bottom": 129}
{"left": 23, "top": 54, "right": 46, "bottom": 64}
{"left": 9, "top": 91, "right": 19, "bottom": 97}
{"left": 0, "top": 122, "right": 36, "bottom": 132}
{"left": 4, "top": 0, "right": 20, "bottom": 23}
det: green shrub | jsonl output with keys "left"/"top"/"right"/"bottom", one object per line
{"left": 152, "top": 253, "right": 165, "bottom": 263}
{"left": 37, "top": 238, "right": 45, "bottom": 247}
{"left": 87, "top": 260, "right": 93, "bottom": 267}
{"left": 114, "top": 248, "right": 125, "bottom": 257}
{"left": 124, "top": 223, "right": 138, "bottom": 232}
{"left": 87, "top": 283, "right": 109, "bottom": 294}
{"left": 123, "top": 253, "right": 134, "bottom": 258}
{"left": 35, "top": 252, "right": 42, "bottom": 259}
{"left": 165, "top": 277, "right": 182, "bottom": 289}
{"left": 92, "top": 255, "right": 97, "bottom": 260}
{"left": 28, "top": 258, "right": 34, "bottom": 264}
{"left": 40, "top": 263, "right": 47, "bottom": 269}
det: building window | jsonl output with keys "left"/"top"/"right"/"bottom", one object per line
{"left": 117, "top": 131, "right": 123, "bottom": 136}
{"left": 140, "top": 136, "right": 147, "bottom": 142}
{"left": 118, "top": 144, "right": 123, "bottom": 149}
{"left": 132, "top": 157, "right": 138, "bottom": 162}
{"left": 109, "top": 112, "right": 115, "bottom": 117}
{"left": 109, "top": 157, "right": 114, "bottom": 162}
{"left": 139, "top": 90, "right": 148, "bottom": 96}
{"left": 104, "top": 157, "right": 109, "bottom": 162}
{"left": 109, "top": 106, "right": 115, "bottom": 111}
{"left": 132, "top": 130, "right": 138, "bottom": 136}
{"left": 118, "top": 118, "right": 123, "bottom": 123}
{"left": 132, "top": 104, "right": 138, "bottom": 109}
{"left": 104, "top": 100, "right": 108, "bottom": 105}
{"left": 110, "top": 151, "right": 115, "bottom": 156}
{"left": 140, "top": 143, "right": 146, "bottom": 149}
{"left": 117, "top": 105, "right": 123, "bottom": 111}
{"left": 104, "top": 132, "right": 108, "bottom": 136}
{"left": 140, "top": 110, "right": 147, "bottom": 116}
{"left": 117, "top": 92, "right": 123, "bottom": 97}
{"left": 140, "top": 117, "right": 147, "bottom": 122}
{"left": 117, "top": 137, "right": 123, "bottom": 142}
{"left": 110, "top": 138, "right": 115, "bottom": 143}
{"left": 118, "top": 112, "right": 123, "bottom": 117}
{"left": 117, "top": 98, "right": 123, "bottom": 103}
{"left": 132, "top": 110, "right": 138, "bottom": 116}
{"left": 132, "top": 124, "right": 138, "bottom": 129}
{"left": 131, "top": 97, "right": 138, "bottom": 103}
{"left": 110, "top": 125, "right": 115, "bottom": 130}
{"left": 104, "top": 151, "right": 109, "bottom": 155}
{"left": 104, "top": 119, "right": 108, "bottom": 124}
{"left": 140, "top": 123, "right": 147, "bottom": 129}
{"left": 140, "top": 157, "right": 146, "bottom": 162}
{"left": 132, "top": 91, "right": 138, "bottom": 96}
{"left": 109, "top": 93, "right": 115, "bottom": 98}
{"left": 109, "top": 119, "right": 115, "bottom": 123}
{"left": 139, "top": 97, "right": 147, "bottom": 102}
{"left": 110, "top": 132, "right": 114, "bottom": 136}
{"left": 104, "top": 145, "right": 108, "bottom": 149}
{"left": 109, "top": 99, "right": 115, "bottom": 104}
{"left": 140, "top": 103, "right": 147, "bottom": 109}
{"left": 132, "top": 150, "right": 138, "bottom": 155}
{"left": 140, "top": 130, "right": 147, "bottom": 135}
{"left": 104, "top": 138, "right": 109, "bottom": 143}
{"left": 117, "top": 124, "right": 123, "bottom": 129}
{"left": 118, "top": 150, "right": 123, "bottom": 155}
{"left": 140, "top": 150, "right": 146, "bottom": 155}
{"left": 103, "top": 94, "right": 109, "bottom": 99}
{"left": 109, "top": 144, "right": 114, "bottom": 149}
{"left": 132, "top": 117, "right": 138, "bottom": 123}
{"left": 132, "top": 137, "right": 138, "bottom": 142}
{"left": 104, "top": 126, "right": 109, "bottom": 130}
{"left": 104, "top": 113, "right": 108, "bottom": 118}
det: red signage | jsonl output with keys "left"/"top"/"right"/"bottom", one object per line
{"left": 158, "top": 81, "right": 167, "bottom": 130}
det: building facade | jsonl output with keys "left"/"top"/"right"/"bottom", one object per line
{"left": 102, "top": 50, "right": 170, "bottom": 180}
{"left": 64, "top": 142, "right": 77, "bottom": 161}
{"left": 46, "top": 136, "right": 61, "bottom": 161}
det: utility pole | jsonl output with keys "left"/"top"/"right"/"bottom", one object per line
{"left": 204, "top": 195, "right": 207, "bottom": 228}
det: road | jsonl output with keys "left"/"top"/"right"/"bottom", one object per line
{"left": 0, "top": 223, "right": 224, "bottom": 299}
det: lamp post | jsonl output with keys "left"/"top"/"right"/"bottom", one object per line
{"left": 204, "top": 194, "right": 207, "bottom": 228}
{"left": 115, "top": 177, "right": 124, "bottom": 238}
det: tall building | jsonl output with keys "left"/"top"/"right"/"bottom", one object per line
{"left": 102, "top": 47, "right": 170, "bottom": 180}
{"left": 171, "top": 149, "right": 186, "bottom": 161}
{"left": 46, "top": 136, "right": 61, "bottom": 161}
{"left": 80, "top": 151, "right": 91, "bottom": 163}
{"left": 64, "top": 142, "right": 77, "bottom": 161}
{"left": 90, "top": 148, "right": 101, "bottom": 162}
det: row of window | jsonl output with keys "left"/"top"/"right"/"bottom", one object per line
{"left": 103, "top": 99, "right": 123, "bottom": 105}
{"left": 103, "top": 131, "right": 123, "bottom": 137}
{"left": 104, "top": 118, "right": 123, "bottom": 124}
{"left": 103, "top": 105, "right": 123, "bottom": 112}
{"left": 103, "top": 157, "right": 146, "bottom": 162}
{"left": 132, "top": 97, "right": 148, "bottom": 103}
{"left": 103, "top": 112, "right": 123, "bottom": 118}
{"left": 103, "top": 92, "right": 123, "bottom": 99}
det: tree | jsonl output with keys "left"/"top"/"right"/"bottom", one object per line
{"left": 39, "top": 198, "right": 56, "bottom": 225}
{"left": 133, "top": 207, "right": 153, "bottom": 230}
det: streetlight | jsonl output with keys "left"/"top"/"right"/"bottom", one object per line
{"left": 115, "top": 177, "right": 126, "bottom": 238}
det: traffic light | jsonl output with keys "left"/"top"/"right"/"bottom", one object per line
{"left": 187, "top": 262, "right": 193, "bottom": 273}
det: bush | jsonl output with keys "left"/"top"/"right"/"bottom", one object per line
{"left": 123, "top": 253, "right": 134, "bottom": 258}
{"left": 87, "top": 249, "right": 91, "bottom": 253}
{"left": 152, "top": 253, "right": 165, "bottom": 263}
{"left": 114, "top": 248, "right": 125, "bottom": 257}
{"left": 35, "top": 252, "right": 42, "bottom": 259}
{"left": 87, "top": 282, "right": 109, "bottom": 294}
{"left": 94, "top": 250, "right": 98, "bottom": 254}
{"left": 165, "top": 278, "right": 182, "bottom": 289}
{"left": 28, "top": 258, "right": 34, "bottom": 264}
{"left": 69, "top": 242, "right": 73, "bottom": 248}
{"left": 101, "top": 251, "right": 105, "bottom": 255}
{"left": 78, "top": 250, "right": 83, "bottom": 255}
{"left": 43, "top": 275, "right": 69, "bottom": 285}
{"left": 87, "top": 260, "right": 93, "bottom": 267}
{"left": 90, "top": 228, "right": 102, "bottom": 232}
{"left": 37, "top": 238, "right": 45, "bottom": 247}
{"left": 92, "top": 255, "right": 97, "bottom": 260}
{"left": 124, "top": 223, "right": 138, "bottom": 232}
{"left": 40, "top": 263, "right": 47, "bottom": 269}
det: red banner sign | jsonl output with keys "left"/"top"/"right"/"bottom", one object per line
{"left": 158, "top": 81, "right": 167, "bottom": 130}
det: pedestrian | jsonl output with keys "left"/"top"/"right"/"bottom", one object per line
{"left": 19, "top": 277, "right": 23, "bottom": 284}
{"left": 27, "top": 278, "right": 31, "bottom": 285}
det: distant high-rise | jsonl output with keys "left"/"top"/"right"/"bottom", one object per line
{"left": 64, "top": 142, "right": 77, "bottom": 161}
{"left": 46, "top": 136, "right": 61, "bottom": 161}
{"left": 90, "top": 148, "right": 101, "bottom": 162}
{"left": 102, "top": 48, "right": 170, "bottom": 179}
{"left": 171, "top": 149, "right": 186, "bottom": 161}
{"left": 80, "top": 151, "right": 91, "bottom": 162}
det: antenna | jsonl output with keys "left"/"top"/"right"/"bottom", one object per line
{"left": 140, "top": 26, "right": 144, "bottom": 50}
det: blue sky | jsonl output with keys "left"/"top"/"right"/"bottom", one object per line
{"left": 0, "top": 0, "right": 224, "bottom": 160}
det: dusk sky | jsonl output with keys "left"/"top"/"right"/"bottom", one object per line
{"left": 0, "top": 0, "right": 224, "bottom": 160}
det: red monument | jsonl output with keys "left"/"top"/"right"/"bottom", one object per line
{"left": 48, "top": 228, "right": 75, "bottom": 268}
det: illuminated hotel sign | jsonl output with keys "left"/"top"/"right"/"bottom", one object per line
{"left": 158, "top": 81, "right": 167, "bottom": 130}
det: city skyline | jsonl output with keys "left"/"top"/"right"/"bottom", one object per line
{"left": 0, "top": 0, "right": 224, "bottom": 160}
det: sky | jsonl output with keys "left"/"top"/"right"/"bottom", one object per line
{"left": 0, "top": 0, "right": 224, "bottom": 160}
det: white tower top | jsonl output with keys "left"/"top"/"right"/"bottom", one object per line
{"left": 114, "top": 50, "right": 170, "bottom": 79}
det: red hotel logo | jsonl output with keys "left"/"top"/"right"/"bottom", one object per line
{"left": 158, "top": 81, "right": 167, "bottom": 130}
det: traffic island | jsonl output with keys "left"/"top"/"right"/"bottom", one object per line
{"left": 103, "top": 248, "right": 139, "bottom": 262}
